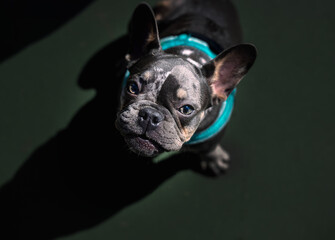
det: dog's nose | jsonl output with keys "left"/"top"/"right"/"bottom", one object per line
{"left": 138, "top": 108, "right": 164, "bottom": 130}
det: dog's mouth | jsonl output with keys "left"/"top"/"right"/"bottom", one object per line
{"left": 125, "top": 134, "right": 165, "bottom": 157}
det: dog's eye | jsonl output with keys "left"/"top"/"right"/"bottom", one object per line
{"left": 178, "top": 105, "right": 194, "bottom": 115}
{"left": 127, "top": 82, "right": 139, "bottom": 95}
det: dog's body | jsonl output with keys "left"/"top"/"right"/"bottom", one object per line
{"left": 116, "top": 0, "right": 256, "bottom": 175}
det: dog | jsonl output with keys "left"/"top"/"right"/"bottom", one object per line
{"left": 115, "top": 0, "right": 257, "bottom": 176}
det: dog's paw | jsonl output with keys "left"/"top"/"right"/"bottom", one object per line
{"left": 197, "top": 145, "right": 230, "bottom": 177}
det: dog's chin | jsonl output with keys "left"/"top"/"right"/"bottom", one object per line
{"left": 124, "top": 135, "right": 165, "bottom": 157}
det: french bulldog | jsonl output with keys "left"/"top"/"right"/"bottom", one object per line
{"left": 115, "top": 0, "right": 256, "bottom": 175}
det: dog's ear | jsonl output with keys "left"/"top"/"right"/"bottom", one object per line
{"left": 126, "top": 3, "right": 161, "bottom": 63}
{"left": 201, "top": 44, "right": 257, "bottom": 101}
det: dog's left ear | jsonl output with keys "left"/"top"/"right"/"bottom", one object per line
{"left": 201, "top": 44, "right": 257, "bottom": 101}
{"left": 126, "top": 3, "right": 161, "bottom": 63}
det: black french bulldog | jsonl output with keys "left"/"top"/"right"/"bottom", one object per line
{"left": 115, "top": 0, "right": 257, "bottom": 174}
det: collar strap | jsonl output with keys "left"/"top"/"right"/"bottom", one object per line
{"left": 123, "top": 33, "right": 236, "bottom": 145}
{"left": 160, "top": 33, "right": 217, "bottom": 58}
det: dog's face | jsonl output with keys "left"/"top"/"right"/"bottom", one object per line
{"left": 115, "top": 3, "right": 256, "bottom": 157}
{"left": 117, "top": 53, "right": 212, "bottom": 156}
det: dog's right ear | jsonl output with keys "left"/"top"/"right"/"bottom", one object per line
{"left": 126, "top": 3, "right": 161, "bottom": 64}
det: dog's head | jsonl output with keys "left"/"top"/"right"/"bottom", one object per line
{"left": 115, "top": 3, "right": 256, "bottom": 157}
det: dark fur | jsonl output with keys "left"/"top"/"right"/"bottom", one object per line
{"left": 154, "top": 0, "right": 243, "bottom": 48}
{"left": 116, "top": 0, "right": 256, "bottom": 173}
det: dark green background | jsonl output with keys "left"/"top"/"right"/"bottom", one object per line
{"left": 1, "top": 0, "right": 334, "bottom": 239}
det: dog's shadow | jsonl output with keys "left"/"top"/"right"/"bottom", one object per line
{"left": 0, "top": 36, "right": 199, "bottom": 239}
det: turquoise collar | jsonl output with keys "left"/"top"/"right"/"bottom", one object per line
{"left": 123, "top": 33, "right": 236, "bottom": 145}
{"left": 160, "top": 34, "right": 217, "bottom": 59}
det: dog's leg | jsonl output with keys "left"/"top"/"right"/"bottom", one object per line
{"left": 198, "top": 144, "right": 230, "bottom": 176}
